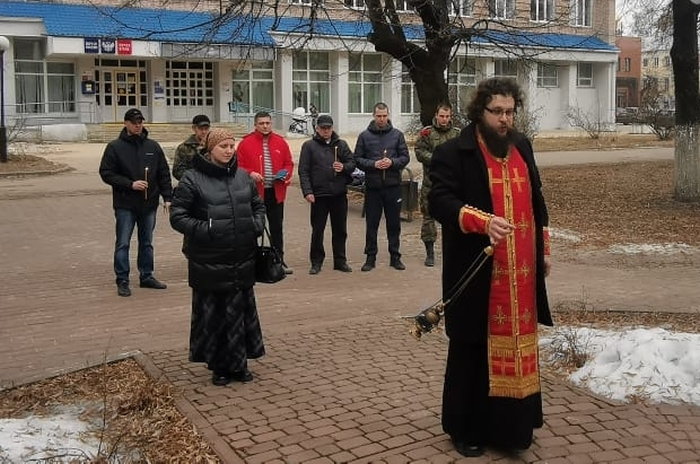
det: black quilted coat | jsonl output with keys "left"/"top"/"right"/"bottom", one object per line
{"left": 170, "top": 153, "right": 266, "bottom": 291}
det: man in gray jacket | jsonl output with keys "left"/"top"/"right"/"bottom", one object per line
{"left": 298, "top": 115, "right": 356, "bottom": 274}
{"left": 354, "top": 102, "right": 410, "bottom": 271}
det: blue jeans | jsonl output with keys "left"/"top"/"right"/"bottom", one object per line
{"left": 114, "top": 208, "right": 156, "bottom": 284}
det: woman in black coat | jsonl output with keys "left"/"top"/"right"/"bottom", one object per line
{"left": 170, "top": 128, "right": 267, "bottom": 386}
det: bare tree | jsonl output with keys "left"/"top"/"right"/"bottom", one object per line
{"left": 671, "top": 0, "right": 700, "bottom": 201}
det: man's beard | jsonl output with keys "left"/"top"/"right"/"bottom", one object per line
{"left": 479, "top": 123, "right": 518, "bottom": 158}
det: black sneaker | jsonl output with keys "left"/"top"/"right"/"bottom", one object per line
{"left": 361, "top": 256, "right": 376, "bottom": 272}
{"left": 309, "top": 264, "right": 322, "bottom": 275}
{"left": 139, "top": 276, "right": 167, "bottom": 289}
{"left": 390, "top": 258, "right": 406, "bottom": 270}
{"left": 333, "top": 262, "right": 352, "bottom": 272}
{"left": 117, "top": 281, "right": 131, "bottom": 297}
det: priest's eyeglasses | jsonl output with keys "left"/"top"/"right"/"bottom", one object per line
{"left": 484, "top": 107, "right": 516, "bottom": 118}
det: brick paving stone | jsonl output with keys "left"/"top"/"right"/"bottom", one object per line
{"left": 2, "top": 145, "right": 700, "bottom": 463}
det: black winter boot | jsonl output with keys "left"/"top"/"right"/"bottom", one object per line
{"left": 361, "top": 255, "right": 376, "bottom": 272}
{"left": 424, "top": 241, "right": 435, "bottom": 267}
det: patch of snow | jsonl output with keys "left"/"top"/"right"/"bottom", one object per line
{"left": 608, "top": 243, "right": 696, "bottom": 255}
{"left": 550, "top": 227, "right": 582, "bottom": 243}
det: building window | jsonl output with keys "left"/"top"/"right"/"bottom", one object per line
{"left": 401, "top": 65, "right": 420, "bottom": 114}
{"left": 293, "top": 51, "right": 331, "bottom": 113}
{"left": 489, "top": 0, "right": 515, "bottom": 19}
{"left": 571, "top": 0, "right": 591, "bottom": 27}
{"left": 231, "top": 61, "right": 274, "bottom": 112}
{"left": 664, "top": 56, "right": 671, "bottom": 67}
{"left": 448, "top": 57, "right": 477, "bottom": 113}
{"left": 536, "top": 63, "right": 558, "bottom": 87}
{"left": 654, "top": 57, "right": 659, "bottom": 67}
{"left": 577, "top": 62, "right": 593, "bottom": 87}
{"left": 494, "top": 59, "right": 518, "bottom": 78}
{"left": 624, "top": 57, "right": 631, "bottom": 72}
{"left": 14, "top": 38, "right": 75, "bottom": 114}
{"left": 166, "top": 61, "right": 214, "bottom": 107}
{"left": 344, "top": 0, "right": 364, "bottom": 8}
{"left": 450, "top": 0, "right": 473, "bottom": 16}
{"left": 531, "top": 0, "right": 553, "bottom": 21}
{"left": 349, "top": 53, "right": 383, "bottom": 114}
{"left": 289, "top": 0, "right": 320, "bottom": 4}
{"left": 662, "top": 77, "right": 669, "bottom": 92}
{"left": 394, "top": 0, "right": 414, "bottom": 11}
{"left": 643, "top": 58, "right": 648, "bottom": 67}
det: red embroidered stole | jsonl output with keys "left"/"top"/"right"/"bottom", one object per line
{"left": 480, "top": 139, "right": 541, "bottom": 399}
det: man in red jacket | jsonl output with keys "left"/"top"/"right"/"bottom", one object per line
{"left": 236, "top": 111, "right": 295, "bottom": 274}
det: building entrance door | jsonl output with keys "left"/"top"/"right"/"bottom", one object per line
{"left": 97, "top": 69, "right": 141, "bottom": 123}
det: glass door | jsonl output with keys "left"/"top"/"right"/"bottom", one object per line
{"left": 96, "top": 69, "right": 140, "bottom": 122}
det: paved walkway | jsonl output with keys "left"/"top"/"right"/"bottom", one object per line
{"left": 1, "top": 143, "right": 698, "bottom": 463}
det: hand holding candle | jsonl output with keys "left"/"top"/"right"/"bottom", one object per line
{"left": 144, "top": 167, "right": 149, "bottom": 200}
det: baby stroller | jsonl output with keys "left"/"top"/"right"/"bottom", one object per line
{"left": 289, "top": 107, "right": 308, "bottom": 135}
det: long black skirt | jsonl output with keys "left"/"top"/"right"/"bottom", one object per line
{"left": 442, "top": 339, "right": 543, "bottom": 450}
{"left": 189, "top": 287, "right": 265, "bottom": 374}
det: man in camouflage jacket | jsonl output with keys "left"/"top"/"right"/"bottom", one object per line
{"left": 172, "top": 114, "right": 210, "bottom": 180}
{"left": 414, "top": 103, "right": 461, "bottom": 266}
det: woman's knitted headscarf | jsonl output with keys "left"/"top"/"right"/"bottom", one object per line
{"left": 205, "top": 128, "right": 235, "bottom": 153}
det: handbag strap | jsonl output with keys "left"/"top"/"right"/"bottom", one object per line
{"left": 260, "top": 225, "right": 287, "bottom": 266}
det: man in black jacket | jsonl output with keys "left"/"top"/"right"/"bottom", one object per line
{"left": 297, "top": 115, "right": 356, "bottom": 274}
{"left": 354, "top": 102, "right": 410, "bottom": 271}
{"left": 99, "top": 108, "right": 173, "bottom": 297}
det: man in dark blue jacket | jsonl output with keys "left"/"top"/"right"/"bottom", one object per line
{"left": 354, "top": 102, "right": 410, "bottom": 271}
{"left": 298, "top": 115, "right": 356, "bottom": 275}
{"left": 99, "top": 108, "right": 173, "bottom": 297}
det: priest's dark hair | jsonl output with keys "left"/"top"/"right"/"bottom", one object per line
{"left": 467, "top": 77, "right": 524, "bottom": 124}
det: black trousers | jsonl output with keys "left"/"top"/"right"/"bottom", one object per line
{"left": 264, "top": 188, "right": 285, "bottom": 260}
{"left": 309, "top": 194, "right": 349, "bottom": 266}
{"left": 364, "top": 185, "right": 401, "bottom": 258}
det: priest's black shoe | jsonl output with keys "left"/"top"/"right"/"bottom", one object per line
{"left": 333, "top": 262, "right": 352, "bottom": 272}
{"left": 230, "top": 369, "right": 253, "bottom": 382}
{"left": 211, "top": 372, "right": 232, "bottom": 386}
{"left": 139, "top": 276, "right": 167, "bottom": 289}
{"left": 452, "top": 439, "right": 484, "bottom": 458}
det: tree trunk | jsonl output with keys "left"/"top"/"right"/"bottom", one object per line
{"left": 671, "top": 0, "right": 700, "bottom": 202}
{"left": 410, "top": 66, "right": 449, "bottom": 127}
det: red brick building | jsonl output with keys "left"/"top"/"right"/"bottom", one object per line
{"left": 615, "top": 36, "right": 642, "bottom": 108}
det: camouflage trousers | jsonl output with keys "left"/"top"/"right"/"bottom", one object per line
{"left": 419, "top": 186, "right": 437, "bottom": 243}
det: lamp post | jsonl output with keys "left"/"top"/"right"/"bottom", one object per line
{"left": 0, "top": 36, "right": 10, "bottom": 163}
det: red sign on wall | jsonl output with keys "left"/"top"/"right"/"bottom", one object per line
{"left": 117, "top": 39, "right": 133, "bottom": 55}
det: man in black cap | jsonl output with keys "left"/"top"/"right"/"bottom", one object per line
{"left": 99, "top": 108, "right": 173, "bottom": 297}
{"left": 297, "top": 114, "right": 356, "bottom": 274}
{"left": 172, "top": 114, "right": 211, "bottom": 180}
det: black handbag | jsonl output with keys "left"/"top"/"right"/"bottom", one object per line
{"left": 256, "top": 225, "right": 286, "bottom": 284}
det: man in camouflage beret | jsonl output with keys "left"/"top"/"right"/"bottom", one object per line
{"left": 414, "top": 103, "right": 461, "bottom": 266}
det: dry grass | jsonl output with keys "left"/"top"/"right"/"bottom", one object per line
{"left": 0, "top": 358, "right": 219, "bottom": 462}
{"left": 0, "top": 134, "right": 697, "bottom": 460}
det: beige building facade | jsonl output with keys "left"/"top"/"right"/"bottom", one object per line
{"left": 0, "top": 0, "right": 619, "bottom": 136}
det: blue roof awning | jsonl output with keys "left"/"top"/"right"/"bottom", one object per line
{"left": 0, "top": 1, "right": 616, "bottom": 52}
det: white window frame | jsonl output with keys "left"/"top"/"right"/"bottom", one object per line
{"left": 231, "top": 61, "right": 275, "bottom": 112}
{"left": 536, "top": 63, "right": 558, "bottom": 87}
{"left": 344, "top": 0, "right": 364, "bottom": 9}
{"left": 571, "top": 0, "right": 591, "bottom": 27}
{"left": 494, "top": 59, "right": 518, "bottom": 78}
{"left": 448, "top": 57, "right": 478, "bottom": 114}
{"left": 531, "top": 0, "right": 554, "bottom": 22}
{"left": 489, "top": 0, "right": 515, "bottom": 19}
{"left": 292, "top": 51, "right": 331, "bottom": 113}
{"left": 401, "top": 65, "right": 420, "bottom": 114}
{"left": 348, "top": 53, "right": 383, "bottom": 114}
{"left": 577, "top": 62, "right": 593, "bottom": 87}
{"left": 449, "top": 0, "right": 473, "bottom": 17}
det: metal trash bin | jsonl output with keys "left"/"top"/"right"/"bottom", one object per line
{"left": 400, "top": 167, "right": 419, "bottom": 222}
